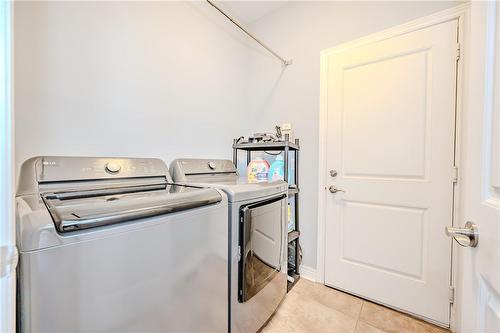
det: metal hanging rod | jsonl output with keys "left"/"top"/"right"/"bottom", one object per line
{"left": 206, "top": 0, "right": 292, "bottom": 67}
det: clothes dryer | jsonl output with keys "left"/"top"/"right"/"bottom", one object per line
{"left": 170, "top": 158, "right": 288, "bottom": 333}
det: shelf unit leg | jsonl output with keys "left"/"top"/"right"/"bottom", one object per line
{"left": 294, "top": 138, "right": 300, "bottom": 275}
{"left": 232, "top": 139, "right": 238, "bottom": 166}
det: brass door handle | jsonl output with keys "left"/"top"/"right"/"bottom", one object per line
{"left": 445, "top": 221, "right": 478, "bottom": 247}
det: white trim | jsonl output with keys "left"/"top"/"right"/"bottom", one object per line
{"left": 317, "top": 3, "right": 469, "bottom": 330}
{"left": 0, "top": 1, "right": 16, "bottom": 332}
{"left": 320, "top": 3, "right": 470, "bottom": 58}
{"left": 448, "top": 6, "right": 469, "bottom": 333}
{"left": 316, "top": 42, "right": 329, "bottom": 285}
{"left": 299, "top": 265, "right": 317, "bottom": 282}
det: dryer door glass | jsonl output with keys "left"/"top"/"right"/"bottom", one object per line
{"left": 238, "top": 195, "right": 285, "bottom": 302}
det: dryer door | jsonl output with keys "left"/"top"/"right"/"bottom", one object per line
{"left": 238, "top": 195, "right": 285, "bottom": 303}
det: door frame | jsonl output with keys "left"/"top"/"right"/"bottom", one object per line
{"left": 317, "top": 3, "right": 469, "bottom": 330}
{"left": 456, "top": 2, "right": 500, "bottom": 332}
{"left": 0, "top": 1, "right": 17, "bottom": 332}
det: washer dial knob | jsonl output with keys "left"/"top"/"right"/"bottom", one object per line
{"left": 208, "top": 161, "right": 217, "bottom": 170}
{"left": 105, "top": 162, "right": 121, "bottom": 173}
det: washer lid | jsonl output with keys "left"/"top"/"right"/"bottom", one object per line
{"left": 180, "top": 178, "right": 287, "bottom": 202}
{"left": 42, "top": 185, "right": 222, "bottom": 233}
{"left": 170, "top": 159, "right": 287, "bottom": 202}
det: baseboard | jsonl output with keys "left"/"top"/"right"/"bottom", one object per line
{"left": 299, "top": 265, "right": 318, "bottom": 282}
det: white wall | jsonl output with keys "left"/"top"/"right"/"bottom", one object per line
{"left": 14, "top": 0, "right": 464, "bottom": 272}
{"left": 247, "top": 1, "right": 463, "bottom": 270}
{"left": 14, "top": 1, "right": 254, "bottom": 174}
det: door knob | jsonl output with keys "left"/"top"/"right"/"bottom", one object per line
{"left": 445, "top": 221, "right": 478, "bottom": 247}
{"left": 329, "top": 186, "right": 345, "bottom": 194}
{"left": 329, "top": 170, "right": 338, "bottom": 177}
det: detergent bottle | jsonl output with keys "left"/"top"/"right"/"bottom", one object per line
{"left": 268, "top": 155, "right": 285, "bottom": 182}
{"left": 247, "top": 154, "right": 270, "bottom": 183}
{"left": 268, "top": 155, "right": 293, "bottom": 183}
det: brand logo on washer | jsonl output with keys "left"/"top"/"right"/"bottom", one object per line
{"left": 42, "top": 161, "right": 57, "bottom": 166}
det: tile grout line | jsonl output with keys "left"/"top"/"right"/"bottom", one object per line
{"left": 353, "top": 301, "right": 365, "bottom": 333}
{"left": 357, "top": 301, "right": 364, "bottom": 321}
{"left": 353, "top": 320, "right": 359, "bottom": 333}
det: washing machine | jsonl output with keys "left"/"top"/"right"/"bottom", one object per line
{"left": 170, "top": 159, "right": 288, "bottom": 333}
{"left": 16, "top": 156, "right": 229, "bottom": 332}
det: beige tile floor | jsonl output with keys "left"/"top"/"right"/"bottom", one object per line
{"left": 261, "top": 279, "right": 450, "bottom": 333}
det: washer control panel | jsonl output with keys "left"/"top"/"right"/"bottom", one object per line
{"left": 35, "top": 156, "right": 170, "bottom": 182}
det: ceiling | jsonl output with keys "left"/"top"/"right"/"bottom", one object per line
{"left": 215, "top": 1, "right": 290, "bottom": 24}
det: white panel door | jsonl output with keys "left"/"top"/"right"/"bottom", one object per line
{"left": 458, "top": 2, "right": 500, "bottom": 332}
{"left": 324, "top": 20, "right": 458, "bottom": 325}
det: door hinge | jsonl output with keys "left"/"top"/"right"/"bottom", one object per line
{"left": 449, "top": 286, "right": 455, "bottom": 303}
{"left": 237, "top": 245, "right": 241, "bottom": 262}
{"left": 456, "top": 42, "right": 461, "bottom": 61}
{"left": 452, "top": 166, "right": 459, "bottom": 183}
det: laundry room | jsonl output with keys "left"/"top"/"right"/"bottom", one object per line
{"left": 1, "top": 1, "right": 500, "bottom": 333}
